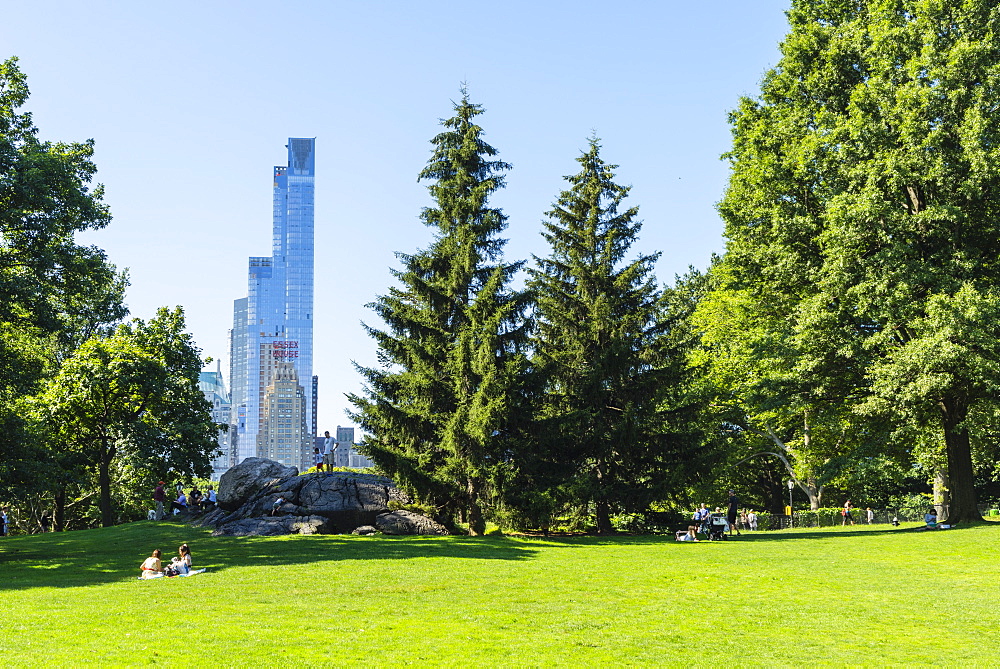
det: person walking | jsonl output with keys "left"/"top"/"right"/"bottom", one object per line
{"left": 842, "top": 500, "right": 855, "bottom": 526}
{"left": 1, "top": 506, "right": 8, "bottom": 536}
{"left": 727, "top": 491, "right": 741, "bottom": 536}
{"left": 747, "top": 510, "right": 758, "bottom": 531}
{"left": 866, "top": 507, "right": 874, "bottom": 524}
{"left": 153, "top": 481, "right": 166, "bottom": 521}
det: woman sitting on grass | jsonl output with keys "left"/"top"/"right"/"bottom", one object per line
{"left": 172, "top": 543, "right": 192, "bottom": 574}
{"left": 167, "top": 543, "right": 206, "bottom": 577}
{"left": 139, "top": 550, "right": 163, "bottom": 579}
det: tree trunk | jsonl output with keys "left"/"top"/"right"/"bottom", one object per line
{"left": 939, "top": 396, "right": 981, "bottom": 522}
{"left": 98, "top": 440, "right": 114, "bottom": 528}
{"left": 54, "top": 487, "right": 66, "bottom": 532}
{"left": 594, "top": 459, "right": 614, "bottom": 535}
{"left": 595, "top": 498, "right": 613, "bottom": 535}
{"left": 466, "top": 477, "right": 485, "bottom": 536}
{"left": 806, "top": 476, "right": 822, "bottom": 510}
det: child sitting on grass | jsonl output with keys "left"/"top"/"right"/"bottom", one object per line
{"left": 675, "top": 525, "right": 700, "bottom": 542}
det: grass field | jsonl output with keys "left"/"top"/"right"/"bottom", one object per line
{"left": 1, "top": 520, "right": 996, "bottom": 666}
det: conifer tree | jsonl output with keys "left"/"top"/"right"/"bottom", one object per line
{"left": 528, "top": 139, "right": 680, "bottom": 534}
{"left": 349, "top": 92, "right": 529, "bottom": 535}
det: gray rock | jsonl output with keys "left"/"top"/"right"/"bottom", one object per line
{"left": 211, "top": 514, "right": 330, "bottom": 537}
{"left": 218, "top": 457, "right": 298, "bottom": 511}
{"left": 204, "top": 459, "right": 433, "bottom": 537}
{"left": 375, "top": 510, "right": 449, "bottom": 536}
{"left": 352, "top": 525, "right": 378, "bottom": 535}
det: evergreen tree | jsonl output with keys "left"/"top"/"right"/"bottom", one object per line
{"left": 527, "top": 138, "right": 686, "bottom": 534}
{"left": 349, "top": 92, "right": 530, "bottom": 535}
{"left": 710, "top": 0, "right": 1000, "bottom": 522}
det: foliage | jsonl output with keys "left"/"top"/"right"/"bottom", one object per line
{"left": 349, "top": 91, "right": 530, "bottom": 535}
{"left": 705, "top": 0, "right": 1000, "bottom": 521}
{"left": 0, "top": 57, "right": 128, "bottom": 500}
{"left": 33, "top": 307, "right": 218, "bottom": 527}
{"left": 525, "top": 138, "right": 701, "bottom": 534}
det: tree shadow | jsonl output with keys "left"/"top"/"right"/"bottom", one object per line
{"left": 0, "top": 521, "right": 542, "bottom": 592}
{"left": 719, "top": 521, "right": 998, "bottom": 542}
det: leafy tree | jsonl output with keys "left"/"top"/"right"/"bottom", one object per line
{"left": 710, "top": 0, "right": 1000, "bottom": 521}
{"left": 527, "top": 138, "right": 693, "bottom": 534}
{"left": 349, "top": 92, "right": 530, "bottom": 535}
{"left": 0, "top": 56, "right": 128, "bottom": 499}
{"left": 34, "top": 307, "right": 218, "bottom": 527}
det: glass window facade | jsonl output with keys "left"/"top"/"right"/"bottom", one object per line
{"left": 230, "top": 139, "right": 315, "bottom": 470}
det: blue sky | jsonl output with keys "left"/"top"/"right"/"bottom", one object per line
{"left": 4, "top": 1, "right": 791, "bottom": 434}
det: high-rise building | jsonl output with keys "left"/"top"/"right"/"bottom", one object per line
{"left": 229, "top": 138, "right": 316, "bottom": 471}
{"left": 311, "top": 375, "right": 319, "bottom": 438}
{"left": 198, "top": 366, "right": 232, "bottom": 479}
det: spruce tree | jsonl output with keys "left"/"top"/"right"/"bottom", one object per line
{"left": 528, "top": 139, "right": 678, "bottom": 535}
{"left": 349, "top": 92, "right": 529, "bottom": 535}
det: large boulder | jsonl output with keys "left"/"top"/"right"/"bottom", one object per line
{"left": 218, "top": 457, "right": 298, "bottom": 511}
{"left": 375, "top": 510, "right": 449, "bottom": 536}
{"left": 211, "top": 514, "right": 330, "bottom": 537}
{"left": 203, "top": 458, "right": 446, "bottom": 537}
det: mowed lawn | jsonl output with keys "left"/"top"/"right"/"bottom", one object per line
{"left": 1, "top": 520, "right": 996, "bottom": 666}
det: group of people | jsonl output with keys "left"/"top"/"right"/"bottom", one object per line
{"left": 139, "top": 543, "right": 204, "bottom": 579}
{"left": 312, "top": 430, "right": 340, "bottom": 472}
{"left": 841, "top": 501, "right": 876, "bottom": 526}
{"left": 152, "top": 482, "right": 217, "bottom": 521}
{"left": 679, "top": 491, "right": 757, "bottom": 541}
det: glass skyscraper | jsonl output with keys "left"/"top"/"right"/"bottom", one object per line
{"left": 230, "top": 138, "right": 315, "bottom": 470}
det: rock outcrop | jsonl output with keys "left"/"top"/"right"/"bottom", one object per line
{"left": 201, "top": 457, "right": 444, "bottom": 537}
{"left": 375, "top": 509, "right": 449, "bottom": 536}
{"left": 217, "top": 457, "right": 299, "bottom": 511}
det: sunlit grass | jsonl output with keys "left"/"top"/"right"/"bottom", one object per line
{"left": 1, "top": 520, "right": 996, "bottom": 665}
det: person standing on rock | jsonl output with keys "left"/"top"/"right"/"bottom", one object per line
{"left": 323, "top": 430, "right": 336, "bottom": 470}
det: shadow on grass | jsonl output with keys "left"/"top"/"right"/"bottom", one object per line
{"left": 0, "top": 520, "right": 543, "bottom": 592}
{"left": 703, "top": 520, "right": 1000, "bottom": 543}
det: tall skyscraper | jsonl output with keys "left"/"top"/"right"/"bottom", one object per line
{"left": 229, "top": 138, "right": 316, "bottom": 470}
{"left": 198, "top": 364, "right": 232, "bottom": 479}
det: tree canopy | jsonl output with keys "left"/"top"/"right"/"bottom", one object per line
{"left": 702, "top": 0, "right": 1000, "bottom": 521}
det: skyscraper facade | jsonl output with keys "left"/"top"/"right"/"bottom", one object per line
{"left": 229, "top": 138, "right": 316, "bottom": 470}
{"left": 198, "top": 367, "right": 232, "bottom": 479}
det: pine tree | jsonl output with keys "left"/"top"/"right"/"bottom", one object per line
{"left": 528, "top": 138, "right": 680, "bottom": 535}
{"left": 349, "top": 91, "right": 529, "bottom": 535}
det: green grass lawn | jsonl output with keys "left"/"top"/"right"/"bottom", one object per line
{"left": 1, "top": 520, "right": 996, "bottom": 666}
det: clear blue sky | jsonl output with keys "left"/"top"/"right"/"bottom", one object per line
{"left": 4, "top": 1, "right": 791, "bottom": 435}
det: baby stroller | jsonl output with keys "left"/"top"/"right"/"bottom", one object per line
{"left": 706, "top": 514, "right": 729, "bottom": 541}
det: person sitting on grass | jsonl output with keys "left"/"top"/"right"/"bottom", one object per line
{"left": 172, "top": 543, "right": 192, "bottom": 574}
{"left": 140, "top": 549, "right": 163, "bottom": 579}
{"left": 675, "top": 525, "right": 700, "bottom": 542}
{"left": 920, "top": 508, "right": 939, "bottom": 530}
